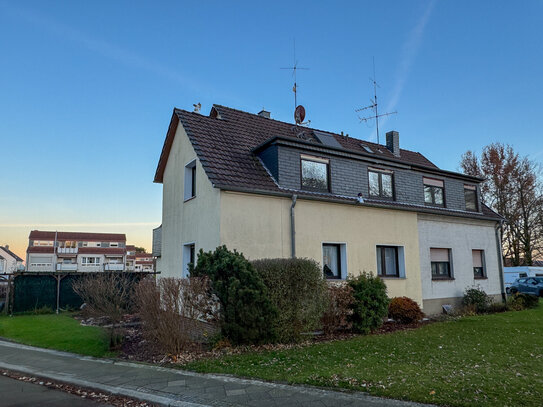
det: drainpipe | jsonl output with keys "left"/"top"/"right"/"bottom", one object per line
{"left": 290, "top": 195, "right": 297, "bottom": 258}
{"left": 495, "top": 220, "right": 506, "bottom": 302}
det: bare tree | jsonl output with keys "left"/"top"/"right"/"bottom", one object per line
{"left": 460, "top": 143, "right": 543, "bottom": 265}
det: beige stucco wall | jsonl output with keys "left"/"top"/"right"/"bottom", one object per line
{"left": 220, "top": 191, "right": 423, "bottom": 304}
{"left": 160, "top": 123, "right": 221, "bottom": 278}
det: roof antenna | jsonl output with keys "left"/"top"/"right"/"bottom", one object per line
{"left": 281, "top": 39, "right": 310, "bottom": 125}
{"left": 356, "top": 58, "right": 397, "bottom": 144}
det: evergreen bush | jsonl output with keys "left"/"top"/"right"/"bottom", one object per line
{"left": 348, "top": 272, "right": 389, "bottom": 334}
{"left": 190, "top": 246, "right": 277, "bottom": 344}
{"left": 462, "top": 286, "right": 491, "bottom": 313}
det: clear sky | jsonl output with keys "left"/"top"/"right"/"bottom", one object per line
{"left": 1, "top": 1, "right": 543, "bottom": 259}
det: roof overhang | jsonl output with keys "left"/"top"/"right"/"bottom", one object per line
{"left": 154, "top": 109, "right": 180, "bottom": 183}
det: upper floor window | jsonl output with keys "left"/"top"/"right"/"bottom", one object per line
{"left": 184, "top": 160, "right": 197, "bottom": 201}
{"left": 423, "top": 177, "right": 444, "bottom": 206}
{"left": 33, "top": 240, "right": 53, "bottom": 247}
{"left": 301, "top": 155, "right": 329, "bottom": 192}
{"left": 368, "top": 168, "right": 393, "bottom": 199}
{"left": 464, "top": 185, "right": 478, "bottom": 211}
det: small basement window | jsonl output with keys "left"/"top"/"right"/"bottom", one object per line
{"left": 301, "top": 155, "right": 329, "bottom": 192}
{"left": 184, "top": 160, "right": 197, "bottom": 201}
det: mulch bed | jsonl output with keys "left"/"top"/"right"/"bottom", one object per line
{"left": 1, "top": 369, "right": 157, "bottom": 406}
{"left": 118, "top": 318, "right": 435, "bottom": 366}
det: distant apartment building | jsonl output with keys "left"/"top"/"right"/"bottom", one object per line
{"left": 26, "top": 231, "right": 127, "bottom": 272}
{"left": 134, "top": 252, "right": 154, "bottom": 272}
{"left": 0, "top": 245, "right": 24, "bottom": 273}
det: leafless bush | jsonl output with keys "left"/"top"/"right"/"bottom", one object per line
{"left": 134, "top": 277, "right": 219, "bottom": 356}
{"left": 72, "top": 273, "right": 135, "bottom": 348}
{"left": 321, "top": 283, "right": 355, "bottom": 334}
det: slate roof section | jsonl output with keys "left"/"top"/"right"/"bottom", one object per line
{"left": 0, "top": 246, "right": 23, "bottom": 262}
{"left": 154, "top": 104, "right": 501, "bottom": 221}
{"left": 29, "top": 231, "right": 126, "bottom": 242}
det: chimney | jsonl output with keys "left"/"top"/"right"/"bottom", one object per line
{"left": 4, "top": 245, "right": 8, "bottom": 250}
{"left": 386, "top": 131, "right": 400, "bottom": 157}
{"left": 258, "top": 109, "right": 270, "bottom": 119}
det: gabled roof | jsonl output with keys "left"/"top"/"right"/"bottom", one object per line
{"left": 154, "top": 104, "right": 501, "bottom": 221}
{"left": 29, "top": 230, "right": 126, "bottom": 242}
{"left": 0, "top": 246, "right": 23, "bottom": 262}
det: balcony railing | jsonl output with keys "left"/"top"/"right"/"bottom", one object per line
{"left": 104, "top": 264, "right": 124, "bottom": 271}
{"left": 56, "top": 263, "right": 78, "bottom": 271}
{"left": 57, "top": 247, "right": 78, "bottom": 254}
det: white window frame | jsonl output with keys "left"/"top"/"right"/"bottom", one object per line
{"left": 81, "top": 256, "right": 101, "bottom": 266}
{"left": 184, "top": 159, "right": 197, "bottom": 201}
{"left": 321, "top": 242, "right": 347, "bottom": 280}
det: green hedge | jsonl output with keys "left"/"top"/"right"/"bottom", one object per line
{"left": 252, "top": 258, "right": 328, "bottom": 343}
{"left": 348, "top": 273, "right": 389, "bottom": 334}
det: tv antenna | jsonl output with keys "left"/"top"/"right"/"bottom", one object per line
{"left": 281, "top": 40, "right": 310, "bottom": 119}
{"left": 356, "top": 58, "right": 397, "bottom": 144}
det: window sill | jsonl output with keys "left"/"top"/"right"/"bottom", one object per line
{"left": 379, "top": 276, "right": 405, "bottom": 279}
{"left": 183, "top": 196, "right": 196, "bottom": 203}
{"left": 432, "top": 277, "right": 455, "bottom": 281}
{"left": 474, "top": 276, "right": 487, "bottom": 280}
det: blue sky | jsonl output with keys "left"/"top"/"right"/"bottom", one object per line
{"left": 1, "top": 1, "right": 543, "bottom": 256}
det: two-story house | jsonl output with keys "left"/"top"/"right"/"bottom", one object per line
{"left": 0, "top": 245, "right": 24, "bottom": 273}
{"left": 153, "top": 105, "right": 505, "bottom": 314}
{"left": 26, "top": 231, "right": 127, "bottom": 272}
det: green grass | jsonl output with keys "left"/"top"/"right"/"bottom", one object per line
{"left": 186, "top": 305, "right": 543, "bottom": 406}
{"left": 0, "top": 313, "right": 113, "bottom": 357}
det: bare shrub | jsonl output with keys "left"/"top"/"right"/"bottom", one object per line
{"left": 72, "top": 273, "right": 136, "bottom": 349}
{"left": 321, "top": 283, "right": 355, "bottom": 334}
{"left": 134, "top": 276, "right": 219, "bottom": 356}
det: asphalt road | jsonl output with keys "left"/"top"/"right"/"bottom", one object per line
{"left": 0, "top": 375, "right": 104, "bottom": 407}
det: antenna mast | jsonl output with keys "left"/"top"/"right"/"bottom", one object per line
{"left": 356, "top": 58, "right": 397, "bottom": 144}
{"left": 281, "top": 40, "right": 309, "bottom": 115}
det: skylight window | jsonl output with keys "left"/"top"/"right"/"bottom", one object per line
{"left": 361, "top": 145, "right": 374, "bottom": 153}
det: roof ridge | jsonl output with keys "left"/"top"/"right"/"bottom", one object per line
{"left": 211, "top": 104, "right": 429, "bottom": 157}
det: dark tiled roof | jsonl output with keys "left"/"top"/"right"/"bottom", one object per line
{"left": 0, "top": 246, "right": 23, "bottom": 262}
{"left": 154, "top": 104, "right": 501, "bottom": 221}
{"left": 29, "top": 230, "right": 126, "bottom": 242}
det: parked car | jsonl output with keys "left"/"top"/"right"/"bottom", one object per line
{"left": 509, "top": 277, "right": 543, "bottom": 296}
{"left": 503, "top": 266, "right": 543, "bottom": 293}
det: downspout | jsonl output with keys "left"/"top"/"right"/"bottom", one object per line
{"left": 495, "top": 220, "right": 506, "bottom": 302}
{"left": 290, "top": 195, "right": 297, "bottom": 258}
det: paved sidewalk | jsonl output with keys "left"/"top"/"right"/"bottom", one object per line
{"left": 0, "top": 340, "right": 431, "bottom": 407}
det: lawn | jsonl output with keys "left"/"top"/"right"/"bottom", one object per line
{"left": 186, "top": 305, "right": 543, "bottom": 407}
{"left": 0, "top": 313, "right": 113, "bottom": 358}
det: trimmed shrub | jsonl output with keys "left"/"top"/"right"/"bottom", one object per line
{"left": 348, "top": 273, "right": 389, "bottom": 334}
{"left": 190, "top": 246, "right": 277, "bottom": 345}
{"left": 462, "top": 287, "right": 491, "bottom": 313}
{"left": 321, "top": 283, "right": 355, "bottom": 334}
{"left": 252, "top": 258, "right": 328, "bottom": 343}
{"left": 508, "top": 293, "right": 540, "bottom": 311}
{"left": 388, "top": 296, "right": 424, "bottom": 323}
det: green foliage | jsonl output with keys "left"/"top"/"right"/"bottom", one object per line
{"left": 388, "top": 297, "right": 424, "bottom": 323}
{"left": 347, "top": 272, "right": 389, "bottom": 334}
{"left": 191, "top": 246, "right": 277, "bottom": 344}
{"left": 252, "top": 258, "right": 328, "bottom": 343}
{"left": 462, "top": 286, "right": 491, "bottom": 313}
{"left": 0, "top": 313, "right": 113, "bottom": 357}
{"left": 508, "top": 293, "right": 540, "bottom": 311}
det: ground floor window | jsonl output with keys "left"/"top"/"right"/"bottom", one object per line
{"left": 323, "top": 244, "right": 342, "bottom": 279}
{"left": 472, "top": 249, "right": 485, "bottom": 278}
{"left": 376, "top": 246, "right": 400, "bottom": 277}
{"left": 430, "top": 248, "right": 452, "bottom": 279}
{"left": 182, "top": 243, "right": 196, "bottom": 278}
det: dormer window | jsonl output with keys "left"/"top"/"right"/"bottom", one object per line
{"left": 301, "top": 155, "right": 329, "bottom": 192}
{"left": 464, "top": 185, "right": 478, "bottom": 212}
{"left": 368, "top": 168, "right": 393, "bottom": 199}
{"left": 423, "top": 177, "right": 444, "bottom": 206}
